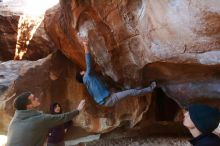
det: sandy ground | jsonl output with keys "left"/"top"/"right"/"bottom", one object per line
{"left": 79, "top": 137, "right": 191, "bottom": 146}
{"left": 64, "top": 122, "right": 192, "bottom": 146}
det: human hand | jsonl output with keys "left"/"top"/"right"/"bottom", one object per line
{"left": 77, "top": 99, "right": 86, "bottom": 111}
{"left": 150, "top": 81, "right": 157, "bottom": 90}
{"left": 82, "top": 42, "right": 89, "bottom": 53}
{"left": 213, "top": 123, "right": 220, "bottom": 137}
{"left": 82, "top": 41, "right": 88, "bottom": 46}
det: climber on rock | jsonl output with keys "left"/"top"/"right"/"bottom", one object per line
{"left": 75, "top": 42, "right": 156, "bottom": 107}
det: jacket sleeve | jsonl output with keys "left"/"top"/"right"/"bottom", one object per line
{"left": 42, "top": 110, "right": 79, "bottom": 128}
{"left": 85, "top": 53, "right": 92, "bottom": 75}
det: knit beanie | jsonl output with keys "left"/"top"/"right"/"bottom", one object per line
{"left": 188, "top": 104, "right": 220, "bottom": 134}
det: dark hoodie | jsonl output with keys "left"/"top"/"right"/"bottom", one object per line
{"left": 47, "top": 120, "right": 72, "bottom": 143}
{"left": 47, "top": 103, "right": 73, "bottom": 143}
{"left": 190, "top": 133, "right": 220, "bottom": 146}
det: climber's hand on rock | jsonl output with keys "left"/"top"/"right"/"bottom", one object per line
{"left": 77, "top": 99, "right": 86, "bottom": 111}
{"left": 82, "top": 42, "right": 89, "bottom": 53}
{"left": 150, "top": 81, "right": 157, "bottom": 90}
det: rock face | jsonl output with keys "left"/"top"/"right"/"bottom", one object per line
{"left": 45, "top": 0, "right": 220, "bottom": 106}
{"left": 0, "top": 2, "right": 56, "bottom": 61}
{"left": 46, "top": 0, "right": 220, "bottom": 87}
{"left": 143, "top": 63, "right": 220, "bottom": 106}
{"left": 0, "top": 52, "right": 151, "bottom": 134}
{"left": 0, "top": 14, "right": 19, "bottom": 60}
{"left": 0, "top": 0, "right": 220, "bottom": 138}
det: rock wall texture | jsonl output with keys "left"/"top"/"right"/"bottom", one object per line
{"left": 46, "top": 0, "right": 220, "bottom": 87}
{"left": 0, "top": 0, "right": 220, "bottom": 138}
{"left": 45, "top": 0, "right": 220, "bottom": 106}
{"left": 0, "top": 2, "right": 56, "bottom": 61}
{"left": 0, "top": 52, "right": 151, "bottom": 134}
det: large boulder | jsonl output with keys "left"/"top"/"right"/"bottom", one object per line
{"left": 45, "top": 0, "right": 220, "bottom": 86}
{"left": 0, "top": 51, "right": 151, "bottom": 134}
{"left": 45, "top": 0, "right": 220, "bottom": 106}
{"left": 0, "top": 0, "right": 220, "bottom": 139}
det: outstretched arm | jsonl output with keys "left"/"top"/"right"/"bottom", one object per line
{"left": 83, "top": 42, "right": 92, "bottom": 74}
{"left": 43, "top": 100, "right": 85, "bottom": 128}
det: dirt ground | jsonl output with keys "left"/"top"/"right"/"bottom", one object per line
{"left": 65, "top": 121, "right": 192, "bottom": 146}
{"left": 79, "top": 137, "right": 191, "bottom": 146}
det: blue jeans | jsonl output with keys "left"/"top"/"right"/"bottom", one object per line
{"left": 104, "top": 86, "right": 153, "bottom": 106}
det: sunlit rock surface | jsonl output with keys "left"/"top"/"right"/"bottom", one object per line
{"left": 0, "top": 52, "right": 151, "bottom": 134}
{"left": 0, "top": 0, "right": 220, "bottom": 139}
{"left": 45, "top": 0, "right": 220, "bottom": 106}
{"left": 0, "top": 1, "right": 56, "bottom": 61}
{"left": 46, "top": 0, "right": 220, "bottom": 87}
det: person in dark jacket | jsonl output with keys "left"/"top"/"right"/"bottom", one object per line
{"left": 76, "top": 42, "right": 156, "bottom": 107}
{"left": 183, "top": 104, "right": 220, "bottom": 146}
{"left": 47, "top": 102, "right": 73, "bottom": 146}
{"left": 7, "top": 92, "right": 85, "bottom": 146}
